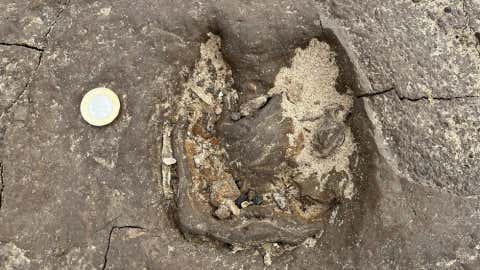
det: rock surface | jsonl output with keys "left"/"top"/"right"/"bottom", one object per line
{"left": 1, "top": 0, "right": 479, "bottom": 269}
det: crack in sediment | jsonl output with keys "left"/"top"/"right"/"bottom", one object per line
{"left": 101, "top": 225, "right": 145, "bottom": 270}
{"left": 358, "top": 87, "right": 480, "bottom": 101}
{"left": 44, "top": 0, "right": 70, "bottom": 42}
{"left": 0, "top": 0, "right": 70, "bottom": 121}
{"left": 399, "top": 94, "right": 480, "bottom": 101}
{"left": 0, "top": 50, "right": 43, "bottom": 121}
{"left": 0, "top": 162, "right": 4, "bottom": 213}
{"left": 0, "top": 42, "right": 44, "bottom": 52}
{"left": 357, "top": 87, "right": 396, "bottom": 98}
{"left": 318, "top": 16, "right": 325, "bottom": 34}
{"left": 0, "top": 0, "right": 69, "bottom": 52}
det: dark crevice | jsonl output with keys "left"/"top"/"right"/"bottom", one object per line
{"left": 102, "top": 225, "right": 145, "bottom": 270}
{"left": 0, "top": 42, "right": 44, "bottom": 52}
{"left": 95, "top": 215, "right": 122, "bottom": 233}
{"left": 0, "top": 0, "right": 69, "bottom": 52}
{"left": 0, "top": 50, "right": 44, "bottom": 120}
{"left": 475, "top": 32, "right": 480, "bottom": 43}
{"left": 356, "top": 87, "right": 396, "bottom": 98}
{"left": 0, "top": 0, "right": 69, "bottom": 121}
{"left": 358, "top": 87, "right": 480, "bottom": 102}
{"left": 318, "top": 15, "right": 325, "bottom": 35}
{"left": 257, "top": 95, "right": 273, "bottom": 111}
{"left": 44, "top": 0, "right": 70, "bottom": 42}
{"left": 399, "top": 95, "right": 480, "bottom": 102}
{"left": 0, "top": 162, "right": 4, "bottom": 212}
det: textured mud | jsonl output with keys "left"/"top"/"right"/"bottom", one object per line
{"left": 1, "top": 0, "right": 480, "bottom": 269}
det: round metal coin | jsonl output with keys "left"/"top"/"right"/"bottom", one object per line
{"left": 80, "top": 87, "right": 120, "bottom": 126}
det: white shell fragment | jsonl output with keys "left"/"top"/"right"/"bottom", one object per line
{"left": 80, "top": 87, "right": 120, "bottom": 126}
{"left": 162, "top": 157, "right": 177, "bottom": 166}
{"left": 239, "top": 95, "right": 268, "bottom": 117}
{"left": 161, "top": 122, "right": 175, "bottom": 199}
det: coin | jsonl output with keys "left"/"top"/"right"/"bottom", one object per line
{"left": 80, "top": 87, "right": 120, "bottom": 126}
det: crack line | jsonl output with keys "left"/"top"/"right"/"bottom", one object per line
{"left": 44, "top": 0, "right": 70, "bottom": 42}
{"left": 358, "top": 87, "right": 480, "bottom": 101}
{"left": 399, "top": 95, "right": 480, "bottom": 102}
{"left": 0, "top": 42, "right": 44, "bottom": 52}
{"left": 0, "top": 162, "right": 4, "bottom": 212}
{"left": 102, "top": 225, "right": 145, "bottom": 270}
{"left": 0, "top": 0, "right": 70, "bottom": 121}
{"left": 356, "top": 87, "right": 395, "bottom": 98}
{"left": 0, "top": 51, "right": 43, "bottom": 120}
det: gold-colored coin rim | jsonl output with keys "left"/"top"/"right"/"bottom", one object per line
{"left": 80, "top": 87, "right": 120, "bottom": 126}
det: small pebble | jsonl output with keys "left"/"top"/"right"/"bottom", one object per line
{"left": 240, "top": 201, "right": 251, "bottom": 209}
{"left": 210, "top": 179, "right": 241, "bottom": 207}
{"left": 444, "top": 6, "right": 452, "bottom": 13}
{"left": 239, "top": 95, "right": 268, "bottom": 117}
{"left": 312, "top": 115, "right": 346, "bottom": 158}
{"left": 273, "top": 193, "right": 287, "bottom": 210}
{"left": 235, "top": 193, "right": 248, "bottom": 208}
{"left": 231, "top": 112, "right": 241, "bottom": 121}
{"left": 214, "top": 204, "right": 231, "bottom": 219}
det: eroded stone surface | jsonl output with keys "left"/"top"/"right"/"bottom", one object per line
{"left": 0, "top": 46, "right": 40, "bottom": 117}
{"left": 323, "top": 0, "right": 480, "bottom": 99}
{"left": 1, "top": 0, "right": 479, "bottom": 269}
{"left": 366, "top": 92, "right": 480, "bottom": 196}
{"left": 0, "top": 243, "right": 31, "bottom": 270}
{"left": 0, "top": 1, "right": 67, "bottom": 48}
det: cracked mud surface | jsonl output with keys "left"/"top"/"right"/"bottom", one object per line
{"left": 1, "top": 0, "right": 479, "bottom": 269}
